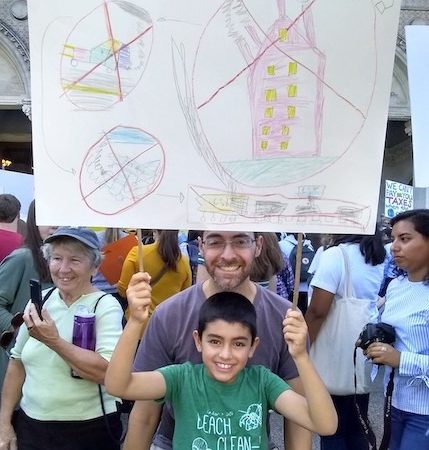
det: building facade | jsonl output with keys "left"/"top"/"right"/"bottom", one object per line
{"left": 0, "top": 0, "right": 428, "bottom": 209}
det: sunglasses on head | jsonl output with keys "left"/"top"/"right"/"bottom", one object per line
{"left": 0, "top": 312, "right": 24, "bottom": 349}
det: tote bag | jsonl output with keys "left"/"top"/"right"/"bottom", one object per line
{"left": 309, "top": 246, "right": 372, "bottom": 395}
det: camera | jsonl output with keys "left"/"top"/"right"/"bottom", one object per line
{"left": 355, "top": 322, "right": 395, "bottom": 351}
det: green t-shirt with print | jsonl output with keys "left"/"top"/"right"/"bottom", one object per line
{"left": 159, "top": 362, "right": 290, "bottom": 449}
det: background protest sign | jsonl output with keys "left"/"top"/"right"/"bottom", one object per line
{"left": 384, "top": 179, "right": 413, "bottom": 219}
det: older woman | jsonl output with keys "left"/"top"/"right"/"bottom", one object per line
{"left": 0, "top": 227, "right": 124, "bottom": 450}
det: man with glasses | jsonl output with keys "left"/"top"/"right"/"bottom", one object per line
{"left": 123, "top": 230, "right": 312, "bottom": 450}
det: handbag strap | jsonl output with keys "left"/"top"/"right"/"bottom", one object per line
{"left": 150, "top": 264, "right": 169, "bottom": 287}
{"left": 41, "top": 286, "right": 57, "bottom": 307}
{"left": 339, "top": 245, "right": 355, "bottom": 298}
{"left": 93, "top": 293, "right": 110, "bottom": 313}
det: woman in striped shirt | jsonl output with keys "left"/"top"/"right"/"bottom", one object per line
{"left": 367, "top": 209, "right": 429, "bottom": 450}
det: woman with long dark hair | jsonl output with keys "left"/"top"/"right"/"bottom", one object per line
{"left": 305, "top": 228, "right": 386, "bottom": 450}
{"left": 0, "top": 201, "right": 56, "bottom": 388}
{"left": 118, "top": 230, "right": 191, "bottom": 320}
{"left": 366, "top": 209, "right": 429, "bottom": 450}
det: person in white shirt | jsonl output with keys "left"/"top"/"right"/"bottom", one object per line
{"left": 306, "top": 231, "right": 385, "bottom": 450}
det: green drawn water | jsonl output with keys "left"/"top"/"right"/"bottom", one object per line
{"left": 222, "top": 156, "right": 336, "bottom": 186}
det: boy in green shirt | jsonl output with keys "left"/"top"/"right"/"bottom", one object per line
{"left": 106, "top": 272, "right": 337, "bottom": 449}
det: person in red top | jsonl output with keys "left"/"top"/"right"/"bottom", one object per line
{"left": 0, "top": 194, "right": 23, "bottom": 262}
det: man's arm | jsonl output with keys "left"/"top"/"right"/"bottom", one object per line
{"left": 122, "top": 400, "right": 162, "bottom": 450}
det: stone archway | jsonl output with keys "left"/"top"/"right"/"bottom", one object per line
{"left": 0, "top": 18, "right": 32, "bottom": 173}
{"left": 0, "top": 19, "right": 30, "bottom": 108}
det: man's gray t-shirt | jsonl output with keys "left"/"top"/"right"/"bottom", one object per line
{"left": 133, "top": 282, "right": 299, "bottom": 449}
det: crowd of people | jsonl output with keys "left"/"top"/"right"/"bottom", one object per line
{"left": 0, "top": 192, "right": 427, "bottom": 450}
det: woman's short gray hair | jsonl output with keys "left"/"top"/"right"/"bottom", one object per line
{"left": 42, "top": 238, "right": 103, "bottom": 268}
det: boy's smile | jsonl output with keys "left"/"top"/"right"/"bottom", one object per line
{"left": 193, "top": 319, "right": 259, "bottom": 384}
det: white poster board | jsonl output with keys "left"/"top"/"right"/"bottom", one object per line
{"left": 405, "top": 25, "right": 429, "bottom": 188}
{"left": 384, "top": 179, "right": 413, "bottom": 219}
{"left": 28, "top": 0, "right": 400, "bottom": 232}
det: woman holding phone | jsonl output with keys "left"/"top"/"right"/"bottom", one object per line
{"left": 0, "top": 227, "right": 123, "bottom": 450}
{"left": 366, "top": 209, "right": 429, "bottom": 450}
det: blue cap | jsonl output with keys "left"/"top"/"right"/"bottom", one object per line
{"left": 44, "top": 227, "right": 100, "bottom": 250}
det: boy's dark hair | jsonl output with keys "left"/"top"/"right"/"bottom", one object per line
{"left": 197, "top": 292, "right": 257, "bottom": 343}
{"left": 0, "top": 194, "right": 21, "bottom": 223}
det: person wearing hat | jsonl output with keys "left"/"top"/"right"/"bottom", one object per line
{"left": 0, "top": 227, "right": 124, "bottom": 450}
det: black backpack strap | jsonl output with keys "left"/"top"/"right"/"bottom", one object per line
{"left": 41, "top": 286, "right": 57, "bottom": 307}
{"left": 93, "top": 293, "right": 110, "bottom": 313}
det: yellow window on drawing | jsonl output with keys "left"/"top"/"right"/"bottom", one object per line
{"left": 288, "top": 106, "right": 296, "bottom": 118}
{"left": 265, "top": 107, "right": 274, "bottom": 118}
{"left": 261, "top": 140, "right": 268, "bottom": 150}
{"left": 282, "top": 125, "right": 289, "bottom": 136}
{"left": 262, "top": 126, "right": 270, "bottom": 136}
{"left": 267, "top": 65, "right": 275, "bottom": 76}
{"left": 280, "top": 141, "right": 289, "bottom": 150}
{"left": 288, "top": 85, "right": 297, "bottom": 97}
{"left": 279, "top": 28, "right": 288, "bottom": 42}
{"left": 265, "top": 89, "right": 277, "bottom": 102}
{"left": 288, "top": 61, "right": 297, "bottom": 75}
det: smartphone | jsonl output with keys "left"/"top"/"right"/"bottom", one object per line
{"left": 29, "top": 279, "right": 43, "bottom": 320}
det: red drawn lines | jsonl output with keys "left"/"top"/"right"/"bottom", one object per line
{"left": 103, "top": 1, "right": 123, "bottom": 101}
{"left": 61, "top": 13, "right": 153, "bottom": 99}
{"left": 197, "top": 1, "right": 315, "bottom": 110}
{"left": 197, "top": 37, "right": 280, "bottom": 110}
{"left": 197, "top": 0, "right": 365, "bottom": 119}
{"left": 82, "top": 139, "right": 158, "bottom": 201}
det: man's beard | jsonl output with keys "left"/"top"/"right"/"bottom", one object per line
{"left": 205, "top": 262, "right": 250, "bottom": 291}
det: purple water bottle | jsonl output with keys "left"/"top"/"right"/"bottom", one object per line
{"left": 71, "top": 305, "right": 96, "bottom": 378}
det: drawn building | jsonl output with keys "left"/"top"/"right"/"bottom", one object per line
{"left": 63, "top": 39, "right": 131, "bottom": 71}
{"left": 249, "top": 0, "right": 325, "bottom": 159}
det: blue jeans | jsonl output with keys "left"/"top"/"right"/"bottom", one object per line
{"left": 389, "top": 406, "right": 429, "bottom": 450}
{"left": 320, "top": 394, "right": 370, "bottom": 450}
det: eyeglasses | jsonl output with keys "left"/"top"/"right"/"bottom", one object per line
{"left": 201, "top": 237, "right": 256, "bottom": 251}
{"left": 0, "top": 312, "right": 24, "bottom": 349}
